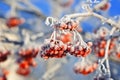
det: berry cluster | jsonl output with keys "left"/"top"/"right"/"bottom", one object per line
{"left": 54, "top": 20, "right": 78, "bottom": 31}
{"left": 16, "top": 47, "right": 39, "bottom": 76}
{"left": 16, "top": 60, "right": 31, "bottom": 76}
{"left": 93, "top": 38, "right": 115, "bottom": 57}
{"left": 74, "top": 58, "right": 98, "bottom": 75}
{"left": 40, "top": 39, "right": 67, "bottom": 59}
{"left": 19, "top": 48, "right": 39, "bottom": 58}
{"left": 40, "top": 18, "right": 92, "bottom": 59}
{"left": 0, "top": 51, "right": 11, "bottom": 62}
{"left": 66, "top": 30, "right": 92, "bottom": 57}
{"left": 67, "top": 42, "right": 91, "bottom": 57}
{"left": 93, "top": 27, "right": 115, "bottom": 57}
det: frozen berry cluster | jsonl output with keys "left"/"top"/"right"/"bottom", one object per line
{"left": 67, "top": 42, "right": 91, "bottom": 57}
{"left": 54, "top": 20, "right": 78, "bottom": 31}
{"left": 74, "top": 58, "right": 98, "bottom": 75}
{"left": 93, "top": 27, "right": 116, "bottom": 58}
{"left": 19, "top": 48, "right": 39, "bottom": 58}
{"left": 40, "top": 19, "right": 92, "bottom": 59}
{"left": 40, "top": 39, "right": 67, "bottom": 59}
{"left": 93, "top": 38, "right": 115, "bottom": 58}
{"left": 16, "top": 47, "right": 39, "bottom": 76}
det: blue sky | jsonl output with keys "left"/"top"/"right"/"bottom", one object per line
{"left": 1, "top": 0, "right": 120, "bottom": 16}
{"left": 35, "top": 0, "right": 120, "bottom": 16}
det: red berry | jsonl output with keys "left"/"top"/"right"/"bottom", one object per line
{"left": 60, "top": 33, "right": 72, "bottom": 43}
{"left": 6, "top": 17, "right": 24, "bottom": 28}
{"left": 100, "top": 3, "right": 111, "bottom": 11}
{"left": 16, "top": 68, "right": 30, "bottom": 76}
{"left": 19, "top": 61, "right": 29, "bottom": 69}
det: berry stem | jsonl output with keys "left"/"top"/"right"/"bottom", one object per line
{"left": 101, "top": 27, "right": 116, "bottom": 78}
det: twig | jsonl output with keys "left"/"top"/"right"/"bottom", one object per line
{"left": 63, "top": 12, "right": 120, "bottom": 29}
{"left": 101, "top": 27, "right": 116, "bottom": 78}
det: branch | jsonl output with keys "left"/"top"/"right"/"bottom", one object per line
{"left": 63, "top": 12, "right": 120, "bottom": 29}
{"left": 101, "top": 27, "right": 116, "bottom": 64}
